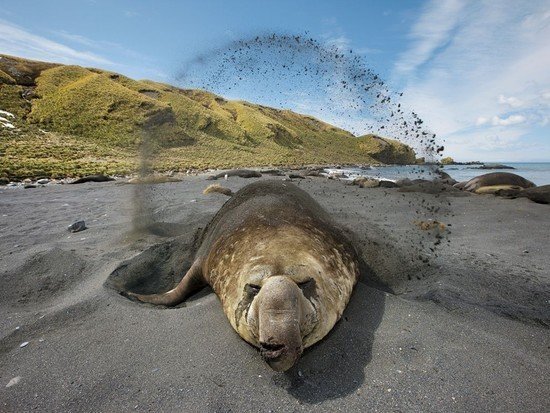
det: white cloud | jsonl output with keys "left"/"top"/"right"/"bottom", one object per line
{"left": 491, "top": 114, "right": 525, "bottom": 126}
{"left": 0, "top": 19, "right": 113, "bottom": 66}
{"left": 52, "top": 30, "right": 99, "bottom": 48}
{"left": 476, "top": 116, "right": 488, "bottom": 126}
{"left": 394, "top": 0, "right": 550, "bottom": 161}
{"left": 498, "top": 94, "right": 523, "bottom": 108}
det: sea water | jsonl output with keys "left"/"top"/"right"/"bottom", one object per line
{"left": 441, "top": 163, "right": 550, "bottom": 186}
{"left": 327, "top": 163, "right": 550, "bottom": 186}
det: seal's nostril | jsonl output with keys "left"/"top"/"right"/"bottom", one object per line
{"left": 260, "top": 342, "right": 285, "bottom": 351}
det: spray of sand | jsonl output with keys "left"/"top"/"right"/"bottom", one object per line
{"left": 133, "top": 33, "right": 451, "bottom": 266}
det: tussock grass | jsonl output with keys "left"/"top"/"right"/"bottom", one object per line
{"left": 0, "top": 54, "right": 416, "bottom": 179}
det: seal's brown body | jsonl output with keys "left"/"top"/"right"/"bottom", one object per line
{"left": 127, "top": 180, "right": 359, "bottom": 371}
{"left": 454, "top": 172, "right": 535, "bottom": 193}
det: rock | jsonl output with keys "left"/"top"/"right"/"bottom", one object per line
{"left": 6, "top": 376, "right": 21, "bottom": 387}
{"left": 478, "top": 164, "right": 515, "bottom": 170}
{"left": 288, "top": 174, "right": 305, "bottom": 179}
{"left": 24, "top": 184, "right": 36, "bottom": 189}
{"left": 396, "top": 178, "right": 413, "bottom": 187}
{"left": 330, "top": 172, "right": 348, "bottom": 179}
{"left": 70, "top": 175, "right": 115, "bottom": 184}
{"left": 19, "top": 342, "right": 29, "bottom": 348}
{"left": 68, "top": 221, "right": 87, "bottom": 233}
{"left": 36, "top": 178, "right": 49, "bottom": 185}
{"left": 203, "top": 184, "right": 233, "bottom": 196}
{"left": 352, "top": 177, "right": 379, "bottom": 188}
{"left": 379, "top": 180, "right": 398, "bottom": 188}
{"left": 0, "top": 177, "right": 9, "bottom": 185}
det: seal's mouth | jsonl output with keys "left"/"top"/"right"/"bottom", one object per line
{"left": 260, "top": 342, "right": 286, "bottom": 360}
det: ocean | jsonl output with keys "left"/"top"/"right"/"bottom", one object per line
{"left": 325, "top": 162, "right": 550, "bottom": 186}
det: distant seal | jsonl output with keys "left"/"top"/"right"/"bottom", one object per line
{"left": 206, "top": 169, "right": 262, "bottom": 180}
{"left": 70, "top": 174, "right": 115, "bottom": 184}
{"left": 125, "top": 180, "right": 359, "bottom": 371}
{"left": 454, "top": 172, "right": 535, "bottom": 193}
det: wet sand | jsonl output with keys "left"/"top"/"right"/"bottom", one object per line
{"left": 0, "top": 175, "right": 549, "bottom": 412}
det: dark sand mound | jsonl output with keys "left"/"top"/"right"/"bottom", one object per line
{"left": 398, "top": 181, "right": 468, "bottom": 195}
{"left": 0, "top": 248, "right": 86, "bottom": 306}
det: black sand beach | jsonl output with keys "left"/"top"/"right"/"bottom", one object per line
{"left": 1, "top": 175, "right": 549, "bottom": 412}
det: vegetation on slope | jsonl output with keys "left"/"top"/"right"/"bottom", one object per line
{"left": 0, "top": 54, "right": 415, "bottom": 179}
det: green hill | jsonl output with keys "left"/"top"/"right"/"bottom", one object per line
{"left": 0, "top": 54, "right": 415, "bottom": 179}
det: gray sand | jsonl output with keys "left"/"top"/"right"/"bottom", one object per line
{"left": 1, "top": 176, "right": 549, "bottom": 412}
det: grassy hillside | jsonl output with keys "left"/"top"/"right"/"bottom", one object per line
{"left": 0, "top": 54, "right": 416, "bottom": 179}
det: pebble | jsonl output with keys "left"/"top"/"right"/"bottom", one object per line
{"left": 68, "top": 220, "right": 87, "bottom": 233}
{"left": 19, "top": 341, "right": 29, "bottom": 348}
{"left": 6, "top": 376, "right": 21, "bottom": 388}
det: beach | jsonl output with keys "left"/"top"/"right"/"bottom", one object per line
{"left": 1, "top": 174, "right": 549, "bottom": 412}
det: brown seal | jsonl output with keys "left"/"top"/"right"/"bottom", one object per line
{"left": 454, "top": 172, "right": 535, "bottom": 193}
{"left": 125, "top": 180, "right": 359, "bottom": 371}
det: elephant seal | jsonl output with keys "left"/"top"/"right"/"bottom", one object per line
{"left": 70, "top": 174, "right": 115, "bottom": 184}
{"left": 206, "top": 169, "right": 262, "bottom": 180}
{"left": 125, "top": 180, "right": 359, "bottom": 371}
{"left": 454, "top": 172, "right": 535, "bottom": 193}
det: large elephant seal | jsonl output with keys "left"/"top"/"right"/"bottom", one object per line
{"left": 125, "top": 180, "right": 359, "bottom": 371}
{"left": 454, "top": 172, "right": 535, "bottom": 193}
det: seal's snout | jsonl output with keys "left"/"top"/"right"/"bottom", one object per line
{"left": 254, "top": 276, "right": 309, "bottom": 372}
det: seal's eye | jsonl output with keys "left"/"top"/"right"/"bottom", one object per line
{"left": 246, "top": 284, "right": 261, "bottom": 296}
{"left": 297, "top": 278, "right": 316, "bottom": 299}
{"left": 297, "top": 278, "right": 313, "bottom": 289}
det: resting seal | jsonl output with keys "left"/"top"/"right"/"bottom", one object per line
{"left": 454, "top": 172, "right": 535, "bottom": 193}
{"left": 125, "top": 180, "right": 359, "bottom": 371}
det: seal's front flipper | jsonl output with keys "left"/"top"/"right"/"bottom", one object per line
{"left": 124, "top": 259, "right": 205, "bottom": 306}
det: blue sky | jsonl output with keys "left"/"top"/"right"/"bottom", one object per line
{"left": 1, "top": 0, "right": 549, "bottom": 161}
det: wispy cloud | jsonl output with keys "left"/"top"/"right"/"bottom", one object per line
{"left": 394, "top": 0, "right": 465, "bottom": 74}
{"left": 394, "top": 0, "right": 550, "bottom": 161}
{"left": 50, "top": 29, "right": 148, "bottom": 61}
{"left": 0, "top": 19, "right": 113, "bottom": 66}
